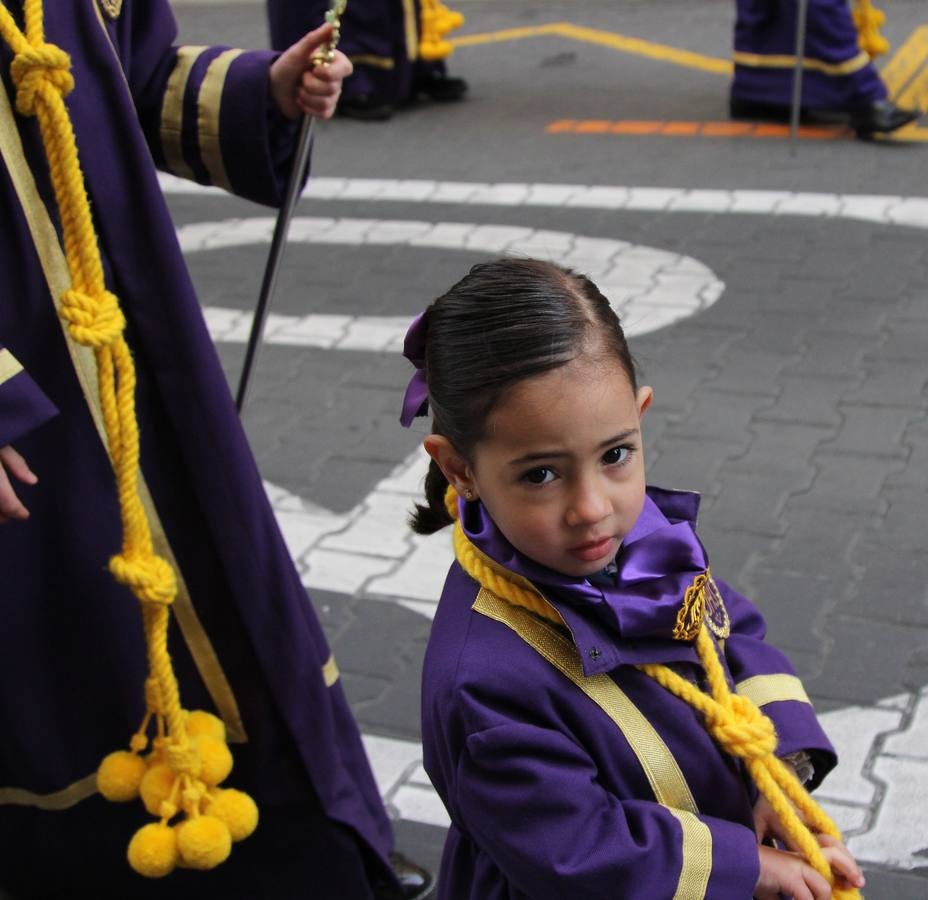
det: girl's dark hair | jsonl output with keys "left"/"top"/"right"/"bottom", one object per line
{"left": 411, "top": 258, "right": 637, "bottom": 534}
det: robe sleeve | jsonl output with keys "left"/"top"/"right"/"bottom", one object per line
{"left": 718, "top": 578, "right": 837, "bottom": 789}
{"left": 454, "top": 719, "right": 760, "bottom": 899}
{"left": 114, "top": 0, "right": 301, "bottom": 207}
{"left": 0, "top": 344, "right": 57, "bottom": 447}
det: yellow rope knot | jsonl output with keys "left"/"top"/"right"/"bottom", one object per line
{"left": 10, "top": 41, "right": 73, "bottom": 115}
{"left": 706, "top": 694, "right": 778, "bottom": 759}
{"left": 60, "top": 288, "right": 126, "bottom": 347}
{"left": 165, "top": 742, "right": 202, "bottom": 778}
{"left": 109, "top": 553, "right": 177, "bottom": 605}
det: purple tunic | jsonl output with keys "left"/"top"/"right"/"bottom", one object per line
{"left": 0, "top": 2, "right": 394, "bottom": 896}
{"left": 422, "top": 487, "right": 836, "bottom": 899}
{"left": 733, "top": 0, "right": 886, "bottom": 110}
{"left": 268, "top": 0, "right": 447, "bottom": 105}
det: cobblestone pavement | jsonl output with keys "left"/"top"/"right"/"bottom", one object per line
{"left": 168, "top": 2, "right": 928, "bottom": 896}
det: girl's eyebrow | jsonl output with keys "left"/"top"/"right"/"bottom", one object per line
{"left": 507, "top": 429, "right": 640, "bottom": 467}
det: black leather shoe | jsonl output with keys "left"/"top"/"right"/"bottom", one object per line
{"left": 373, "top": 851, "right": 434, "bottom": 900}
{"left": 412, "top": 72, "right": 468, "bottom": 102}
{"left": 337, "top": 93, "right": 395, "bottom": 121}
{"left": 850, "top": 99, "right": 919, "bottom": 135}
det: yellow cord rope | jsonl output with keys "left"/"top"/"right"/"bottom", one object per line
{"left": 0, "top": 0, "right": 254, "bottom": 875}
{"left": 445, "top": 485, "right": 861, "bottom": 898}
{"left": 853, "top": 0, "right": 890, "bottom": 58}
{"left": 418, "top": 0, "right": 464, "bottom": 61}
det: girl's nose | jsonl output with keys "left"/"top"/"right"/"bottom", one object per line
{"left": 564, "top": 479, "right": 610, "bottom": 528}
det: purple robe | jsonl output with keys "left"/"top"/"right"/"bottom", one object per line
{"left": 422, "top": 487, "right": 836, "bottom": 899}
{"left": 733, "top": 0, "right": 886, "bottom": 110}
{"left": 268, "top": 0, "right": 447, "bottom": 104}
{"left": 0, "top": 2, "right": 395, "bottom": 896}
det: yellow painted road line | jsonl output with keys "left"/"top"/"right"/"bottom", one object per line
{"left": 451, "top": 22, "right": 732, "bottom": 76}
{"left": 450, "top": 23, "right": 562, "bottom": 49}
{"left": 881, "top": 25, "right": 928, "bottom": 103}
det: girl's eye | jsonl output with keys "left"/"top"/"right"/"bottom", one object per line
{"left": 602, "top": 446, "right": 630, "bottom": 466}
{"left": 523, "top": 467, "right": 556, "bottom": 485}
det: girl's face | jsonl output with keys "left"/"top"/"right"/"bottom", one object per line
{"left": 467, "top": 355, "right": 652, "bottom": 578}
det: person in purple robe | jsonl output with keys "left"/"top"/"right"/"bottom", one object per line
{"left": 268, "top": 0, "right": 468, "bottom": 120}
{"left": 399, "top": 258, "right": 867, "bottom": 899}
{"left": 730, "top": 0, "right": 917, "bottom": 135}
{"left": 0, "top": 1, "right": 429, "bottom": 897}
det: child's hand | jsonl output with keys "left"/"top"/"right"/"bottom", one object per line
{"left": 269, "top": 22, "right": 353, "bottom": 120}
{"left": 0, "top": 444, "right": 37, "bottom": 522}
{"left": 755, "top": 839, "right": 865, "bottom": 899}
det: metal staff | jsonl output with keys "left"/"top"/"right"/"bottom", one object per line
{"left": 236, "top": 0, "right": 347, "bottom": 414}
{"left": 789, "top": 0, "right": 810, "bottom": 152}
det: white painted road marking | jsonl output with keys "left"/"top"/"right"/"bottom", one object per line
{"left": 175, "top": 217, "right": 725, "bottom": 342}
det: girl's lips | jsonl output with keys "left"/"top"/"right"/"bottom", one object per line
{"left": 568, "top": 536, "right": 616, "bottom": 562}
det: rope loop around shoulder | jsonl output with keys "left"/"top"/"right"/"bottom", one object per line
{"left": 60, "top": 288, "right": 126, "bottom": 347}
{"left": 10, "top": 42, "right": 73, "bottom": 115}
{"left": 109, "top": 553, "right": 177, "bottom": 606}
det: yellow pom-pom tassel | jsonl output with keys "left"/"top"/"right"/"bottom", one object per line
{"left": 128, "top": 823, "right": 179, "bottom": 878}
{"left": 176, "top": 815, "right": 232, "bottom": 870}
{"left": 186, "top": 710, "right": 226, "bottom": 742}
{"left": 208, "top": 789, "right": 259, "bottom": 842}
{"left": 140, "top": 763, "right": 177, "bottom": 817}
{"left": 193, "top": 735, "right": 233, "bottom": 787}
{"left": 97, "top": 750, "right": 147, "bottom": 802}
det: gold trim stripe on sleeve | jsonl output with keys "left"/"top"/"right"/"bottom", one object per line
{"left": 733, "top": 50, "right": 871, "bottom": 77}
{"left": 473, "top": 588, "right": 697, "bottom": 814}
{"left": 736, "top": 674, "right": 811, "bottom": 708}
{"left": 0, "top": 348, "right": 24, "bottom": 385}
{"left": 667, "top": 808, "right": 713, "bottom": 900}
{"left": 160, "top": 45, "right": 207, "bottom": 182}
{"left": 197, "top": 48, "right": 243, "bottom": 193}
{"left": 0, "top": 80, "right": 246, "bottom": 773}
{"left": 322, "top": 654, "right": 340, "bottom": 687}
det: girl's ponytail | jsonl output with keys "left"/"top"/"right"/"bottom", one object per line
{"left": 410, "top": 458, "right": 453, "bottom": 534}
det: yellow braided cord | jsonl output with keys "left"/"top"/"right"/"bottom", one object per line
{"left": 853, "top": 0, "right": 890, "bottom": 58}
{"left": 1, "top": 1, "right": 253, "bottom": 873}
{"left": 446, "top": 485, "right": 859, "bottom": 898}
{"left": 418, "top": 0, "right": 463, "bottom": 61}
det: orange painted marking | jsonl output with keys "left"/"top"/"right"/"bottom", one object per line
{"left": 662, "top": 121, "right": 701, "bottom": 135}
{"left": 610, "top": 121, "right": 663, "bottom": 134}
{"left": 546, "top": 119, "right": 849, "bottom": 140}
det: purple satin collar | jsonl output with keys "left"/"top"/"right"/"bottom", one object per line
{"left": 461, "top": 486, "right": 709, "bottom": 644}
{"left": 399, "top": 312, "right": 429, "bottom": 427}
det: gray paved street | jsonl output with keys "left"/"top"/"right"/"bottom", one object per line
{"left": 168, "top": 2, "right": 928, "bottom": 896}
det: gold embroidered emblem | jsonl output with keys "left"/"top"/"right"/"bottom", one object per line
{"left": 704, "top": 573, "right": 731, "bottom": 639}
{"left": 98, "top": 0, "right": 122, "bottom": 19}
{"left": 673, "top": 570, "right": 731, "bottom": 641}
{"left": 673, "top": 572, "right": 707, "bottom": 641}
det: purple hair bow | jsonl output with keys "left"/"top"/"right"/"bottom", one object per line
{"left": 399, "top": 311, "right": 429, "bottom": 427}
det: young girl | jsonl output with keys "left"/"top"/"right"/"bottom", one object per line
{"left": 400, "top": 259, "right": 866, "bottom": 900}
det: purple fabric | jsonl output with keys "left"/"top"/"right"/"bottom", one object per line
{"left": 399, "top": 310, "right": 429, "bottom": 426}
{"left": 732, "top": 0, "right": 886, "bottom": 109}
{"left": 0, "top": 2, "right": 393, "bottom": 895}
{"left": 423, "top": 486, "right": 836, "bottom": 898}
{"left": 267, "top": 0, "right": 447, "bottom": 103}
{"left": 0, "top": 344, "right": 57, "bottom": 447}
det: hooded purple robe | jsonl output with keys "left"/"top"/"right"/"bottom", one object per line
{"left": 0, "top": 2, "right": 395, "bottom": 896}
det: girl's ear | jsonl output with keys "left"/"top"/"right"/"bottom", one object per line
{"left": 636, "top": 385, "right": 654, "bottom": 418}
{"left": 423, "top": 435, "right": 473, "bottom": 494}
